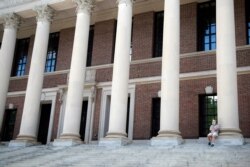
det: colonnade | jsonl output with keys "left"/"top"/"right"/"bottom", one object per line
{"left": 0, "top": 0, "right": 243, "bottom": 146}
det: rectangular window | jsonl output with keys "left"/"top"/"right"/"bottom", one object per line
{"left": 12, "top": 38, "right": 30, "bottom": 76}
{"left": 45, "top": 32, "right": 60, "bottom": 73}
{"left": 197, "top": 1, "right": 216, "bottom": 51}
{"left": 246, "top": 0, "right": 250, "bottom": 44}
{"left": 86, "top": 26, "right": 94, "bottom": 67}
{"left": 153, "top": 11, "right": 164, "bottom": 57}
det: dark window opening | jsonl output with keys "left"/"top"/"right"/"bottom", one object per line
{"left": 37, "top": 103, "right": 51, "bottom": 144}
{"left": 246, "top": 0, "right": 250, "bottom": 44}
{"left": 86, "top": 26, "right": 94, "bottom": 67}
{"left": 199, "top": 94, "right": 217, "bottom": 137}
{"left": 45, "top": 32, "right": 60, "bottom": 73}
{"left": 153, "top": 11, "right": 164, "bottom": 58}
{"left": 197, "top": 1, "right": 216, "bottom": 51}
{"left": 111, "top": 20, "right": 117, "bottom": 64}
{"left": 126, "top": 97, "right": 130, "bottom": 134}
{"left": 151, "top": 98, "right": 161, "bottom": 137}
{"left": 12, "top": 38, "right": 30, "bottom": 76}
{"left": 1, "top": 109, "right": 17, "bottom": 141}
{"left": 80, "top": 100, "right": 88, "bottom": 141}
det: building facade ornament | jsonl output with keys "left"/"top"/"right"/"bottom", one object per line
{"left": 33, "top": 5, "right": 54, "bottom": 22}
{"left": 3, "top": 13, "right": 21, "bottom": 29}
{"left": 73, "top": 0, "right": 95, "bottom": 14}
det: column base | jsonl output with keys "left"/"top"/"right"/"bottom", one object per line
{"left": 99, "top": 132, "right": 131, "bottom": 146}
{"left": 217, "top": 129, "right": 244, "bottom": 145}
{"left": 53, "top": 133, "right": 83, "bottom": 147}
{"left": 9, "top": 135, "right": 40, "bottom": 147}
{"left": 151, "top": 130, "right": 184, "bottom": 146}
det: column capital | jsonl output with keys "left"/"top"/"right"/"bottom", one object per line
{"left": 33, "top": 5, "right": 54, "bottom": 22}
{"left": 73, "top": 0, "right": 95, "bottom": 14}
{"left": 3, "top": 13, "right": 21, "bottom": 29}
{"left": 117, "top": 0, "right": 134, "bottom": 5}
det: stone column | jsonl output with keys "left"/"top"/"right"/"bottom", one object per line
{"left": 151, "top": 0, "right": 183, "bottom": 146}
{"left": 99, "top": 0, "right": 133, "bottom": 146}
{"left": 0, "top": 13, "right": 20, "bottom": 136}
{"left": 53, "top": 0, "right": 93, "bottom": 147}
{"left": 9, "top": 5, "right": 54, "bottom": 147}
{"left": 216, "top": 0, "right": 244, "bottom": 145}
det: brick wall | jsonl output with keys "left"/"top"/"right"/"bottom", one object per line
{"left": 91, "top": 20, "right": 116, "bottom": 65}
{"left": 132, "top": 12, "right": 154, "bottom": 60}
{"left": 180, "top": 3, "right": 197, "bottom": 54}
{"left": 8, "top": 78, "right": 28, "bottom": 92}
{"left": 180, "top": 78, "right": 217, "bottom": 138}
{"left": 8, "top": 74, "right": 68, "bottom": 92}
{"left": 5, "top": 96, "right": 25, "bottom": 139}
{"left": 95, "top": 49, "right": 250, "bottom": 83}
{"left": 131, "top": 74, "right": 250, "bottom": 139}
{"left": 42, "top": 74, "right": 68, "bottom": 88}
{"left": 238, "top": 74, "right": 250, "bottom": 137}
{"left": 92, "top": 88, "right": 102, "bottom": 140}
{"left": 56, "top": 28, "right": 74, "bottom": 71}
{"left": 51, "top": 94, "right": 61, "bottom": 141}
{"left": 133, "top": 83, "right": 160, "bottom": 139}
{"left": 180, "top": 54, "right": 216, "bottom": 73}
{"left": 235, "top": 0, "right": 247, "bottom": 46}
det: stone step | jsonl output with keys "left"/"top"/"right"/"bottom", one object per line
{"left": 1, "top": 141, "right": 250, "bottom": 167}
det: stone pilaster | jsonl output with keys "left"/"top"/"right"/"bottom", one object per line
{"left": 0, "top": 13, "right": 20, "bottom": 137}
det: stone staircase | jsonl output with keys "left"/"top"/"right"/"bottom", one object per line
{"left": 0, "top": 140, "right": 250, "bottom": 167}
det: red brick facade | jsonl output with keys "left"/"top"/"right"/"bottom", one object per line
{"left": 91, "top": 20, "right": 116, "bottom": 65}
{"left": 2, "top": 0, "right": 250, "bottom": 142}
{"left": 132, "top": 12, "right": 154, "bottom": 60}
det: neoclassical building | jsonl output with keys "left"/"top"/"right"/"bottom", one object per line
{"left": 0, "top": 0, "right": 249, "bottom": 146}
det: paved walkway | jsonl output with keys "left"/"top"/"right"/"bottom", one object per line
{"left": 0, "top": 140, "right": 250, "bottom": 167}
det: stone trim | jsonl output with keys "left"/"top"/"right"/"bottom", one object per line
{"left": 158, "top": 130, "right": 182, "bottom": 137}
{"left": 3, "top": 13, "right": 21, "bottom": 29}
{"left": 16, "top": 135, "right": 36, "bottom": 141}
{"left": 59, "top": 133, "right": 81, "bottom": 140}
{"left": 33, "top": 5, "right": 54, "bottom": 22}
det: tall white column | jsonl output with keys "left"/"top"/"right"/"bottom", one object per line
{"left": 9, "top": 6, "right": 54, "bottom": 147}
{"left": 216, "top": 0, "right": 244, "bottom": 145}
{"left": 0, "top": 13, "right": 20, "bottom": 136}
{"left": 53, "top": 0, "right": 93, "bottom": 146}
{"left": 99, "top": 0, "right": 133, "bottom": 146}
{"left": 151, "top": 0, "right": 183, "bottom": 146}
